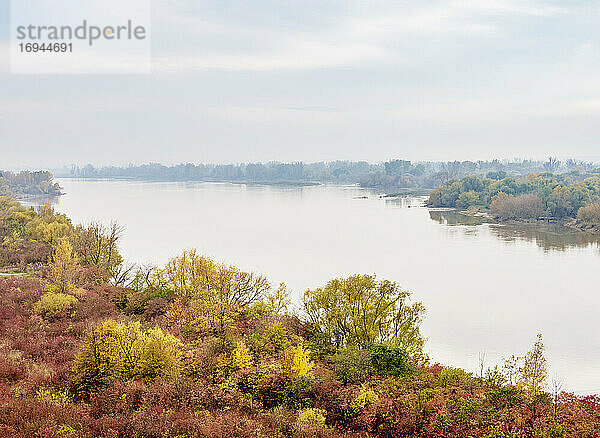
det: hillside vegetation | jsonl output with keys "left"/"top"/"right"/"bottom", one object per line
{"left": 0, "top": 196, "right": 599, "bottom": 437}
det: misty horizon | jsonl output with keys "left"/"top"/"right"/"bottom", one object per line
{"left": 2, "top": 155, "right": 600, "bottom": 173}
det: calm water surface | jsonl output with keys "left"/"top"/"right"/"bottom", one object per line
{"left": 52, "top": 178, "right": 600, "bottom": 394}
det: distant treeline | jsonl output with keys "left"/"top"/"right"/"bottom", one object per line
{"left": 0, "top": 170, "right": 62, "bottom": 197}
{"left": 61, "top": 157, "right": 598, "bottom": 190}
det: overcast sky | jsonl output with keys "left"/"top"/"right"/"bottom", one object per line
{"left": 1, "top": 0, "right": 600, "bottom": 169}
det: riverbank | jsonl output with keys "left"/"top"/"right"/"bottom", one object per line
{"left": 445, "top": 206, "right": 600, "bottom": 235}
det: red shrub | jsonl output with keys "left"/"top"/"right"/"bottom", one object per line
{"left": 0, "top": 356, "right": 25, "bottom": 381}
{"left": 0, "top": 240, "right": 52, "bottom": 268}
{"left": 256, "top": 372, "right": 293, "bottom": 408}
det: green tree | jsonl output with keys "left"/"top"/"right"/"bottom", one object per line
{"left": 369, "top": 344, "right": 412, "bottom": 377}
{"left": 547, "top": 186, "right": 573, "bottom": 219}
{"left": 303, "top": 274, "right": 425, "bottom": 354}
{"left": 25, "top": 202, "right": 73, "bottom": 245}
{"left": 456, "top": 190, "right": 480, "bottom": 209}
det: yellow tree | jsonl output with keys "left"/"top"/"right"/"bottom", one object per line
{"left": 264, "top": 282, "right": 291, "bottom": 314}
{"left": 48, "top": 240, "right": 79, "bottom": 293}
{"left": 155, "top": 250, "right": 271, "bottom": 336}
{"left": 25, "top": 201, "right": 73, "bottom": 245}
{"left": 156, "top": 250, "right": 270, "bottom": 306}
{"left": 232, "top": 341, "right": 253, "bottom": 370}
{"left": 519, "top": 334, "right": 547, "bottom": 396}
{"left": 283, "top": 344, "right": 315, "bottom": 378}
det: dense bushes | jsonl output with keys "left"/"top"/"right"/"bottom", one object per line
{"left": 71, "top": 320, "right": 183, "bottom": 398}
{"left": 33, "top": 291, "right": 78, "bottom": 318}
{"left": 0, "top": 197, "right": 132, "bottom": 286}
{"left": 369, "top": 345, "right": 412, "bottom": 378}
{"left": 332, "top": 347, "right": 373, "bottom": 384}
{"left": 490, "top": 192, "right": 544, "bottom": 220}
{"left": 332, "top": 345, "right": 412, "bottom": 383}
{"left": 577, "top": 202, "right": 600, "bottom": 226}
{"left": 429, "top": 172, "right": 600, "bottom": 221}
{"left": 0, "top": 239, "right": 52, "bottom": 267}
{"left": 0, "top": 198, "right": 71, "bottom": 247}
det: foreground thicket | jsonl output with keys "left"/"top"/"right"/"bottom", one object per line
{"left": 0, "top": 199, "right": 599, "bottom": 437}
{"left": 1, "top": 271, "right": 598, "bottom": 437}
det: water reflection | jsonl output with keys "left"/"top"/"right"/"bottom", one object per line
{"left": 15, "top": 194, "right": 61, "bottom": 209}
{"left": 429, "top": 209, "right": 600, "bottom": 251}
{"left": 381, "top": 195, "right": 426, "bottom": 208}
{"left": 429, "top": 209, "right": 487, "bottom": 226}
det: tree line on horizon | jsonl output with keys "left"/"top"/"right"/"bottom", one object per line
{"left": 60, "top": 157, "right": 598, "bottom": 191}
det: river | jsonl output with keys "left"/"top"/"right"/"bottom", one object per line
{"left": 49, "top": 178, "right": 600, "bottom": 394}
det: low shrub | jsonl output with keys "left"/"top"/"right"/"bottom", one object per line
{"left": 490, "top": 193, "right": 544, "bottom": 220}
{"left": 296, "top": 407, "right": 326, "bottom": 431}
{"left": 256, "top": 372, "right": 293, "bottom": 408}
{"left": 349, "top": 385, "right": 378, "bottom": 412}
{"left": 0, "top": 240, "right": 52, "bottom": 268}
{"left": 577, "top": 203, "right": 600, "bottom": 225}
{"left": 33, "top": 291, "right": 78, "bottom": 318}
{"left": 0, "top": 355, "right": 25, "bottom": 381}
{"left": 331, "top": 347, "right": 373, "bottom": 384}
{"left": 369, "top": 345, "right": 412, "bottom": 378}
{"left": 438, "top": 368, "right": 474, "bottom": 388}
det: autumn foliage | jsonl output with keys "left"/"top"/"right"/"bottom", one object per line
{"left": 0, "top": 198, "right": 598, "bottom": 437}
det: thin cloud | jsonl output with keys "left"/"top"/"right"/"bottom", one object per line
{"left": 151, "top": 0, "right": 566, "bottom": 72}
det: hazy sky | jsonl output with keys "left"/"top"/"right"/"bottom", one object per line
{"left": 1, "top": 0, "right": 600, "bottom": 169}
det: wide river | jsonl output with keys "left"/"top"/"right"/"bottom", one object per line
{"left": 50, "top": 178, "right": 600, "bottom": 394}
